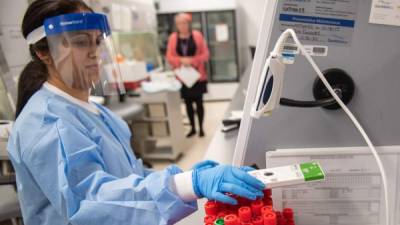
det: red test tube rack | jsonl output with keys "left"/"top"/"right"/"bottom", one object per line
{"left": 203, "top": 189, "right": 296, "bottom": 225}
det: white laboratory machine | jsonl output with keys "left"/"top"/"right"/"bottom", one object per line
{"left": 231, "top": 1, "right": 400, "bottom": 225}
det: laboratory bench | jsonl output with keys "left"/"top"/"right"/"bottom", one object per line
{"left": 106, "top": 90, "right": 189, "bottom": 162}
{"left": 105, "top": 95, "right": 144, "bottom": 122}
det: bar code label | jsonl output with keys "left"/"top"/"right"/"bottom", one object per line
{"left": 282, "top": 44, "right": 328, "bottom": 57}
{"left": 283, "top": 44, "right": 299, "bottom": 55}
{"left": 304, "top": 45, "right": 328, "bottom": 57}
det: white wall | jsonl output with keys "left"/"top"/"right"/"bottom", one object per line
{"left": 235, "top": 0, "right": 267, "bottom": 73}
{"left": 158, "top": 0, "right": 236, "bottom": 13}
{"left": 236, "top": 0, "right": 266, "bottom": 46}
{"left": 0, "top": 0, "right": 30, "bottom": 103}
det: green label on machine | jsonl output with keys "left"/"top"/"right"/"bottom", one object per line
{"left": 300, "top": 162, "right": 325, "bottom": 181}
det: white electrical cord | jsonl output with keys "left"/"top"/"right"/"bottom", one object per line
{"left": 273, "top": 29, "right": 390, "bottom": 225}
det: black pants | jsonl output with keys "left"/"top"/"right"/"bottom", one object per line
{"left": 184, "top": 96, "right": 204, "bottom": 131}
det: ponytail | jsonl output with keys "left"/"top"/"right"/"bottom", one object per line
{"left": 16, "top": 0, "right": 93, "bottom": 118}
{"left": 15, "top": 57, "right": 48, "bottom": 118}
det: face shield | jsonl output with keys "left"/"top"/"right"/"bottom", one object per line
{"left": 26, "top": 13, "right": 125, "bottom": 96}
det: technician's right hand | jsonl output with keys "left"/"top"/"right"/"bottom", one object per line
{"left": 192, "top": 165, "right": 266, "bottom": 205}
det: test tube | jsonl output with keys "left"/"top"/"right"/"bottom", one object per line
{"left": 251, "top": 216, "right": 264, "bottom": 225}
{"left": 214, "top": 218, "right": 225, "bottom": 225}
{"left": 238, "top": 206, "right": 252, "bottom": 223}
{"left": 251, "top": 200, "right": 264, "bottom": 217}
{"left": 261, "top": 206, "right": 273, "bottom": 216}
{"left": 204, "top": 215, "right": 217, "bottom": 224}
{"left": 205, "top": 201, "right": 219, "bottom": 216}
{"left": 263, "top": 212, "right": 277, "bottom": 225}
{"left": 224, "top": 214, "right": 240, "bottom": 225}
{"left": 282, "top": 208, "right": 293, "bottom": 219}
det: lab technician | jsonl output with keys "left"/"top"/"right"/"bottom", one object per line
{"left": 7, "top": 1, "right": 265, "bottom": 225}
{"left": 166, "top": 13, "right": 209, "bottom": 138}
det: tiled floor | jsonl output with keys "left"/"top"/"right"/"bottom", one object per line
{"left": 150, "top": 101, "right": 229, "bottom": 171}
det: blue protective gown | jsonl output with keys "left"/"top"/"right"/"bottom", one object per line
{"left": 7, "top": 86, "right": 197, "bottom": 225}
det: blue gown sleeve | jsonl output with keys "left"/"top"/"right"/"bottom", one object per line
{"left": 22, "top": 121, "right": 197, "bottom": 225}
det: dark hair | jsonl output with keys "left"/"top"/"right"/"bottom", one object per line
{"left": 16, "top": 0, "right": 93, "bottom": 118}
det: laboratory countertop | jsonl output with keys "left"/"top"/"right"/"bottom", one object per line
{"left": 105, "top": 96, "right": 144, "bottom": 121}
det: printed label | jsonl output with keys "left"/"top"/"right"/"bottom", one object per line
{"left": 279, "top": 0, "right": 359, "bottom": 46}
{"left": 283, "top": 44, "right": 328, "bottom": 57}
{"left": 370, "top": 0, "right": 400, "bottom": 27}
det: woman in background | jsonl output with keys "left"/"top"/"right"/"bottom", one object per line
{"left": 166, "top": 13, "right": 210, "bottom": 138}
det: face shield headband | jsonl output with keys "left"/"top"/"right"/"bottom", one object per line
{"left": 26, "top": 13, "right": 125, "bottom": 96}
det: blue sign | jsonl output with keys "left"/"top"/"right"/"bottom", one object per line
{"left": 279, "top": 14, "right": 355, "bottom": 28}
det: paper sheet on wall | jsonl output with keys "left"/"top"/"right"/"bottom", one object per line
{"left": 111, "top": 4, "right": 122, "bottom": 30}
{"left": 111, "top": 3, "right": 133, "bottom": 31}
{"left": 174, "top": 66, "right": 200, "bottom": 88}
{"left": 215, "top": 24, "right": 229, "bottom": 42}
{"left": 370, "top": 0, "right": 400, "bottom": 27}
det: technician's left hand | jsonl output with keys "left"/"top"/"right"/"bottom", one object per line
{"left": 192, "top": 165, "right": 265, "bottom": 205}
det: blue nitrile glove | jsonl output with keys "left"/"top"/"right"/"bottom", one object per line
{"left": 192, "top": 160, "right": 219, "bottom": 171}
{"left": 192, "top": 165, "right": 265, "bottom": 205}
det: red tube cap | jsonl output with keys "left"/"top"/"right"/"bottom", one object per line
{"left": 218, "top": 210, "right": 230, "bottom": 219}
{"left": 238, "top": 206, "right": 252, "bottom": 222}
{"left": 251, "top": 200, "right": 264, "bottom": 217}
{"left": 263, "top": 197, "right": 273, "bottom": 206}
{"left": 286, "top": 219, "right": 295, "bottom": 225}
{"left": 263, "top": 189, "right": 272, "bottom": 197}
{"left": 263, "top": 212, "right": 277, "bottom": 225}
{"left": 261, "top": 206, "right": 273, "bottom": 216}
{"left": 224, "top": 214, "right": 240, "bottom": 225}
{"left": 238, "top": 196, "right": 251, "bottom": 206}
{"left": 282, "top": 208, "right": 294, "bottom": 219}
{"left": 205, "top": 201, "right": 219, "bottom": 216}
{"left": 204, "top": 215, "right": 217, "bottom": 224}
{"left": 252, "top": 216, "right": 264, "bottom": 225}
